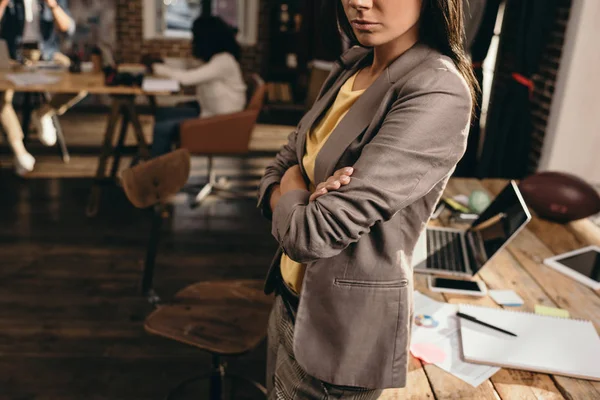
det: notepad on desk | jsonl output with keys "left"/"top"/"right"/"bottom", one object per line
{"left": 458, "top": 304, "right": 600, "bottom": 381}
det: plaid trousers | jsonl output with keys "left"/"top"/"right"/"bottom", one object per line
{"left": 266, "top": 295, "right": 383, "bottom": 400}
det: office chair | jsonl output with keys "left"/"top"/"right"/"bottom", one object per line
{"left": 121, "top": 149, "right": 272, "bottom": 400}
{"left": 178, "top": 74, "right": 266, "bottom": 206}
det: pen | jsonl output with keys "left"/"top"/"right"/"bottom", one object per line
{"left": 457, "top": 312, "right": 518, "bottom": 337}
{"left": 471, "top": 212, "right": 506, "bottom": 231}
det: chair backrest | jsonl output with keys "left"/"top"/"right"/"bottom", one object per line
{"left": 179, "top": 74, "right": 266, "bottom": 155}
{"left": 245, "top": 74, "right": 266, "bottom": 112}
{"left": 122, "top": 149, "right": 191, "bottom": 208}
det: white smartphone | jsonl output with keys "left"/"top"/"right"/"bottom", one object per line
{"left": 427, "top": 276, "right": 487, "bottom": 296}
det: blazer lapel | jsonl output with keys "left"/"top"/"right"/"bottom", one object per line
{"left": 313, "top": 43, "right": 433, "bottom": 184}
{"left": 295, "top": 68, "right": 352, "bottom": 170}
{"left": 295, "top": 47, "right": 373, "bottom": 172}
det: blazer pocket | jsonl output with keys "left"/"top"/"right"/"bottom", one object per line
{"left": 334, "top": 278, "right": 408, "bottom": 289}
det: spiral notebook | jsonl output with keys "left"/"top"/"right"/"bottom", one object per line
{"left": 458, "top": 304, "right": 600, "bottom": 381}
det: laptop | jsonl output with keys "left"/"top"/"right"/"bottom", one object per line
{"left": 0, "top": 40, "right": 11, "bottom": 69}
{"left": 413, "top": 180, "right": 532, "bottom": 278}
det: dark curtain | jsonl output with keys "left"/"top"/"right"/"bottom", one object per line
{"left": 455, "top": 0, "right": 503, "bottom": 177}
{"left": 476, "top": 0, "right": 558, "bottom": 179}
{"left": 297, "top": 1, "right": 343, "bottom": 67}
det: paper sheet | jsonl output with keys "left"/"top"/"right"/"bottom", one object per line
{"left": 412, "top": 291, "right": 500, "bottom": 387}
{"left": 6, "top": 72, "right": 61, "bottom": 86}
{"left": 535, "top": 304, "right": 570, "bottom": 318}
{"left": 489, "top": 290, "right": 524, "bottom": 306}
{"left": 142, "top": 77, "right": 181, "bottom": 93}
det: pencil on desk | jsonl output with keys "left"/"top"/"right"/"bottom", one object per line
{"left": 471, "top": 213, "right": 506, "bottom": 231}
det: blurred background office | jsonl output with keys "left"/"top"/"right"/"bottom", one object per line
{"left": 0, "top": 0, "right": 599, "bottom": 399}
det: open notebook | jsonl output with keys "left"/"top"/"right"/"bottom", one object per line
{"left": 458, "top": 304, "right": 600, "bottom": 381}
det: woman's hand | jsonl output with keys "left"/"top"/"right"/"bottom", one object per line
{"left": 309, "top": 167, "right": 354, "bottom": 202}
{"left": 280, "top": 165, "right": 307, "bottom": 194}
{"left": 43, "top": 0, "right": 58, "bottom": 9}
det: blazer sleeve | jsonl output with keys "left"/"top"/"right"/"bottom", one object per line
{"left": 271, "top": 69, "right": 472, "bottom": 263}
{"left": 256, "top": 128, "right": 300, "bottom": 219}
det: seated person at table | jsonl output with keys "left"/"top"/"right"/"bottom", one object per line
{"left": 0, "top": 0, "right": 77, "bottom": 174}
{"left": 150, "top": 16, "right": 247, "bottom": 157}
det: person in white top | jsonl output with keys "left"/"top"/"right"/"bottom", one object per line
{"left": 150, "top": 16, "right": 247, "bottom": 157}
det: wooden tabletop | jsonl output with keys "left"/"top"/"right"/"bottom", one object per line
{"left": 0, "top": 69, "right": 172, "bottom": 95}
{"left": 379, "top": 178, "right": 600, "bottom": 400}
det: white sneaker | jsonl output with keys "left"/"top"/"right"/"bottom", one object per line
{"left": 14, "top": 152, "right": 36, "bottom": 176}
{"left": 35, "top": 113, "right": 57, "bottom": 147}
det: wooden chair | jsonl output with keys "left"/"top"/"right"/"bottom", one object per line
{"left": 179, "top": 74, "right": 266, "bottom": 206}
{"left": 121, "top": 149, "right": 272, "bottom": 399}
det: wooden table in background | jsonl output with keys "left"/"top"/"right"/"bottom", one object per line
{"left": 0, "top": 70, "right": 172, "bottom": 216}
{"left": 377, "top": 178, "right": 600, "bottom": 400}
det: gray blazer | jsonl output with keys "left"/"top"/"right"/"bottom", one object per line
{"left": 257, "top": 43, "right": 472, "bottom": 389}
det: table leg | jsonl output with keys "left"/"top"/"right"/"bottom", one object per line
{"left": 86, "top": 99, "right": 122, "bottom": 217}
{"left": 124, "top": 100, "right": 151, "bottom": 161}
{"left": 21, "top": 93, "right": 33, "bottom": 141}
{"left": 110, "top": 108, "right": 130, "bottom": 180}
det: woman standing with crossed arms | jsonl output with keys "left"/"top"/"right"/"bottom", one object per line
{"left": 258, "top": 0, "right": 477, "bottom": 398}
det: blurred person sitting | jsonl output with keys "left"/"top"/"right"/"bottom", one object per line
{"left": 0, "top": 0, "right": 76, "bottom": 174}
{"left": 150, "top": 15, "right": 247, "bottom": 158}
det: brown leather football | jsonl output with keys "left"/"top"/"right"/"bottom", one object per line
{"left": 519, "top": 172, "right": 600, "bottom": 223}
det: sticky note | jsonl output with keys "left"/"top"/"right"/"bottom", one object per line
{"left": 489, "top": 290, "right": 524, "bottom": 307}
{"left": 535, "top": 305, "right": 570, "bottom": 318}
{"left": 410, "top": 342, "right": 446, "bottom": 364}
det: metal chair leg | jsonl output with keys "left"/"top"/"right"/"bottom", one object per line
{"left": 164, "top": 355, "right": 267, "bottom": 400}
{"left": 52, "top": 114, "right": 70, "bottom": 163}
{"left": 142, "top": 204, "right": 164, "bottom": 305}
{"left": 228, "top": 374, "right": 267, "bottom": 396}
{"left": 191, "top": 156, "right": 215, "bottom": 208}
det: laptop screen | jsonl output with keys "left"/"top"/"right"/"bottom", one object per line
{"left": 465, "top": 181, "right": 531, "bottom": 274}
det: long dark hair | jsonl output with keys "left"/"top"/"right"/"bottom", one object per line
{"left": 192, "top": 16, "right": 241, "bottom": 62}
{"left": 336, "top": 0, "right": 479, "bottom": 117}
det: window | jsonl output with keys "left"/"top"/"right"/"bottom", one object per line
{"left": 144, "top": 0, "right": 260, "bottom": 46}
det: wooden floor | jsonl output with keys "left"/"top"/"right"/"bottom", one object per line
{"left": 0, "top": 171, "right": 278, "bottom": 399}
{"left": 0, "top": 111, "right": 286, "bottom": 399}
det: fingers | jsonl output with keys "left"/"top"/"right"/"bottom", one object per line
{"left": 310, "top": 187, "right": 327, "bottom": 202}
{"left": 310, "top": 167, "right": 354, "bottom": 202}
{"left": 334, "top": 167, "right": 354, "bottom": 179}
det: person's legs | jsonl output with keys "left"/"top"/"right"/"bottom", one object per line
{"left": 151, "top": 106, "right": 199, "bottom": 158}
{"left": 268, "top": 294, "right": 382, "bottom": 400}
{"left": 35, "top": 92, "right": 88, "bottom": 146}
{"left": 0, "top": 91, "right": 36, "bottom": 175}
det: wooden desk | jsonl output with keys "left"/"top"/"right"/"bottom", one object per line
{"left": 0, "top": 70, "right": 172, "bottom": 216}
{"left": 378, "top": 178, "right": 600, "bottom": 400}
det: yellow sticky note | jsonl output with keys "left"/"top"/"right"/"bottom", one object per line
{"left": 535, "top": 305, "right": 570, "bottom": 318}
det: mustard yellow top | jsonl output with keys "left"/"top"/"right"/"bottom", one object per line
{"left": 280, "top": 71, "right": 365, "bottom": 294}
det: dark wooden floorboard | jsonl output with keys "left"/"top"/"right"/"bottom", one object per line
{"left": 0, "top": 171, "right": 276, "bottom": 399}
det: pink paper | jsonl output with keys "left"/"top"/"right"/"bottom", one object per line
{"left": 410, "top": 342, "right": 447, "bottom": 364}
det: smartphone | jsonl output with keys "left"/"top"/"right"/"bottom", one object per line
{"left": 428, "top": 276, "right": 487, "bottom": 296}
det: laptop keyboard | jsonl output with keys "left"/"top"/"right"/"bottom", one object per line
{"left": 426, "top": 230, "right": 467, "bottom": 272}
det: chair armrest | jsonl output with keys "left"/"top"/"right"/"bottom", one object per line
{"left": 179, "top": 110, "right": 259, "bottom": 154}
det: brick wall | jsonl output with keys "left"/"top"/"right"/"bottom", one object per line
{"left": 528, "top": 1, "right": 571, "bottom": 173}
{"left": 114, "top": 0, "right": 270, "bottom": 75}
{"left": 488, "top": 0, "right": 572, "bottom": 175}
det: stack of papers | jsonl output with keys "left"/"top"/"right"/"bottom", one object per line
{"left": 412, "top": 291, "right": 500, "bottom": 387}
{"left": 142, "top": 78, "right": 180, "bottom": 93}
{"left": 6, "top": 72, "right": 61, "bottom": 86}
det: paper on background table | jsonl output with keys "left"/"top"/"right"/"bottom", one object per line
{"left": 459, "top": 304, "right": 600, "bottom": 381}
{"left": 142, "top": 78, "right": 180, "bottom": 93}
{"left": 489, "top": 290, "right": 524, "bottom": 306}
{"left": 6, "top": 72, "right": 61, "bottom": 86}
{"left": 535, "top": 304, "right": 570, "bottom": 318}
{"left": 412, "top": 291, "right": 500, "bottom": 387}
